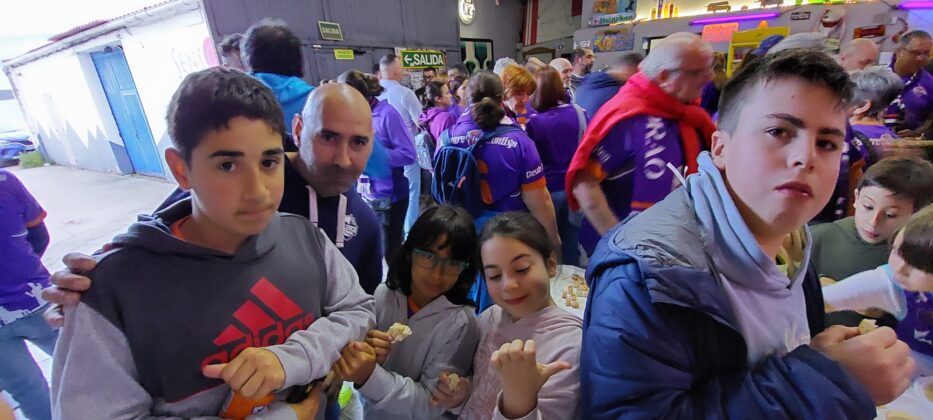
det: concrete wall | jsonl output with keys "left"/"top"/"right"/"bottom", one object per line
{"left": 8, "top": 9, "right": 212, "bottom": 178}
{"left": 535, "top": 0, "right": 581, "bottom": 44}
{"left": 460, "top": 0, "right": 525, "bottom": 60}
{"left": 576, "top": 0, "right": 918, "bottom": 66}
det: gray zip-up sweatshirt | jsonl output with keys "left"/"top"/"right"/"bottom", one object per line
{"left": 51, "top": 199, "right": 375, "bottom": 419}
{"left": 357, "top": 284, "right": 480, "bottom": 419}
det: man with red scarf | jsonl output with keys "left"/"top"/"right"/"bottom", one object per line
{"left": 566, "top": 33, "right": 717, "bottom": 255}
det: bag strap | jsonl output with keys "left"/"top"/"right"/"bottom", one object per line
{"left": 573, "top": 104, "right": 587, "bottom": 144}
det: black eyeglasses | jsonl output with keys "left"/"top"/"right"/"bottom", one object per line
{"left": 412, "top": 249, "right": 468, "bottom": 277}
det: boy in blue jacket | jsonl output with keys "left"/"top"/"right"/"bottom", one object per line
{"left": 581, "top": 49, "right": 915, "bottom": 418}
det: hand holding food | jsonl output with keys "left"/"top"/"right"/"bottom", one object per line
{"left": 491, "top": 339, "right": 572, "bottom": 419}
{"left": 386, "top": 322, "right": 412, "bottom": 343}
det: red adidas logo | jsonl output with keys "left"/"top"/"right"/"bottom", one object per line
{"left": 201, "top": 278, "right": 314, "bottom": 369}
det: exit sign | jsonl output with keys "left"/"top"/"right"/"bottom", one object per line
{"left": 399, "top": 50, "right": 446, "bottom": 69}
{"left": 318, "top": 21, "right": 343, "bottom": 41}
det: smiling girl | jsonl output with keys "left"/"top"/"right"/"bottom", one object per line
{"left": 433, "top": 212, "right": 581, "bottom": 419}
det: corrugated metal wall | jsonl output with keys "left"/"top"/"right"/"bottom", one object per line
{"left": 201, "top": 0, "right": 461, "bottom": 84}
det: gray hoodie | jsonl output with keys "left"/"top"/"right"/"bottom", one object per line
{"left": 358, "top": 284, "right": 479, "bottom": 419}
{"left": 51, "top": 199, "right": 375, "bottom": 419}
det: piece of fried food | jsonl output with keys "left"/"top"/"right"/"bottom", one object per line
{"left": 858, "top": 319, "right": 878, "bottom": 335}
{"left": 387, "top": 322, "right": 413, "bottom": 343}
{"left": 447, "top": 373, "right": 460, "bottom": 391}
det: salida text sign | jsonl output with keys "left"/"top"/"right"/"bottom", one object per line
{"left": 400, "top": 50, "right": 446, "bottom": 69}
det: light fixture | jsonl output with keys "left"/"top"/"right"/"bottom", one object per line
{"left": 898, "top": 1, "right": 933, "bottom": 9}
{"left": 690, "top": 11, "right": 780, "bottom": 25}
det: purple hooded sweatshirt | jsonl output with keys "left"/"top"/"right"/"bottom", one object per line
{"left": 447, "top": 112, "right": 546, "bottom": 212}
{"left": 367, "top": 100, "right": 417, "bottom": 201}
{"left": 578, "top": 114, "right": 685, "bottom": 255}
{"left": 525, "top": 104, "right": 586, "bottom": 192}
{"left": 418, "top": 106, "right": 457, "bottom": 142}
{"left": 851, "top": 123, "right": 897, "bottom": 141}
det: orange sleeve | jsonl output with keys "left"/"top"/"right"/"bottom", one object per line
{"left": 582, "top": 159, "right": 608, "bottom": 183}
{"left": 521, "top": 177, "right": 547, "bottom": 192}
{"left": 25, "top": 211, "right": 47, "bottom": 228}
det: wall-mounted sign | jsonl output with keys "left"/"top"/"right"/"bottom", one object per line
{"left": 594, "top": 29, "right": 635, "bottom": 52}
{"left": 701, "top": 22, "right": 740, "bottom": 43}
{"left": 854, "top": 25, "right": 886, "bottom": 39}
{"left": 459, "top": 0, "right": 476, "bottom": 25}
{"left": 334, "top": 49, "right": 355, "bottom": 60}
{"left": 791, "top": 11, "right": 811, "bottom": 21}
{"left": 399, "top": 49, "right": 446, "bottom": 69}
{"left": 573, "top": 40, "right": 592, "bottom": 49}
{"left": 589, "top": 11, "right": 636, "bottom": 26}
{"left": 318, "top": 21, "right": 343, "bottom": 41}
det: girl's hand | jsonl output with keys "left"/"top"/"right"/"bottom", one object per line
{"left": 431, "top": 372, "right": 471, "bottom": 409}
{"left": 491, "top": 339, "right": 571, "bottom": 419}
{"left": 333, "top": 341, "right": 377, "bottom": 386}
{"left": 366, "top": 329, "right": 394, "bottom": 365}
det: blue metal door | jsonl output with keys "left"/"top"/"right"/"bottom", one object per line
{"left": 92, "top": 49, "right": 163, "bottom": 176}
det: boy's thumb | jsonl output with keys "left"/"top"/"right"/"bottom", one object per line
{"left": 540, "top": 361, "right": 572, "bottom": 379}
{"left": 202, "top": 364, "right": 226, "bottom": 379}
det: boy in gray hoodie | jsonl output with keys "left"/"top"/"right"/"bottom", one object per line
{"left": 51, "top": 68, "right": 374, "bottom": 419}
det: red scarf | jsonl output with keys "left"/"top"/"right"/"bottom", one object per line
{"left": 565, "top": 72, "right": 716, "bottom": 210}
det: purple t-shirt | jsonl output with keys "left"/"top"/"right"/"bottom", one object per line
{"left": 363, "top": 100, "right": 416, "bottom": 201}
{"left": 0, "top": 169, "right": 50, "bottom": 325}
{"left": 447, "top": 113, "right": 546, "bottom": 212}
{"left": 886, "top": 68, "right": 933, "bottom": 131}
{"left": 851, "top": 124, "right": 897, "bottom": 142}
{"left": 526, "top": 104, "right": 585, "bottom": 192}
{"left": 578, "top": 115, "right": 684, "bottom": 255}
{"left": 418, "top": 107, "right": 457, "bottom": 142}
{"left": 897, "top": 291, "right": 933, "bottom": 358}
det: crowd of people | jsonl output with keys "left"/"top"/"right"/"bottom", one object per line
{"left": 2, "top": 16, "right": 933, "bottom": 420}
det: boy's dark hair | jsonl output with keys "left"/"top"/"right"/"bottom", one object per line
{"left": 466, "top": 70, "right": 505, "bottom": 131}
{"left": 166, "top": 67, "right": 284, "bottom": 162}
{"left": 422, "top": 81, "right": 448, "bottom": 108}
{"left": 423, "top": 66, "right": 438, "bottom": 75}
{"left": 531, "top": 65, "right": 566, "bottom": 113}
{"left": 857, "top": 157, "right": 933, "bottom": 210}
{"left": 449, "top": 74, "right": 468, "bottom": 98}
{"left": 337, "top": 70, "right": 384, "bottom": 100}
{"left": 241, "top": 18, "right": 303, "bottom": 77}
{"left": 218, "top": 33, "right": 242, "bottom": 55}
{"left": 386, "top": 205, "right": 479, "bottom": 306}
{"left": 479, "top": 212, "right": 555, "bottom": 279}
{"left": 718, "top": 49, "right": 854, "bottom": 133}
{"left": 898, "top": 203, "right": 933, "bottom": 275}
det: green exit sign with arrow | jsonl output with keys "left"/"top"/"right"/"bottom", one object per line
{"left": 400, "top": 50, "right": 445, "bottom": 69}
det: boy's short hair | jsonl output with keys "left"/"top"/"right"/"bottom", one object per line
{"left": 898, "top": 203, "right": 933, "bottom": 274}
{"left": 166, "top": 67, "right": 284, "bottom": 162}
{"left": 857, "top": 157, "right": 933, "bottom": 210}
{"left": 850, "top": 66, "right": 904, "bottom": 117}
{"left": 718, "top": 49, "right": 854, "bottom": 133}
{"left": 241, "top": 18, "right": 304, "bottom": 77}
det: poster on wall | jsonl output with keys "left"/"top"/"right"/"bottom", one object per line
{"left": 460, "top": 38, "right": 493, "bottom": 74}
{"left": 590, "top": 0, "right": 636, "bottom": 27}
{"left": 854, "top": 25, "right": 886, "bottom": 39}
{"left": 814, "top": 8, "right": 846, "bottom": 54}
{"left": 594, "top": 29, "right": 635, "bottom": 52}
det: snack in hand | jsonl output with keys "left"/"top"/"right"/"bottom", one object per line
{"left": 857, "top": 319, "right": 878, "bottom": 335}
{"left": 447, "top": 373, "right": 460, "bottom": 391}
{"left": 387, "top": 322, "right": 412, "bottom": 343}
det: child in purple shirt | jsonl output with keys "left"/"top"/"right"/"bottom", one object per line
{"left": 418, "top": 81, "right": 458, "bottom": 142}
{"left": 0, "top": 168, "right": 57, "bottom": 420}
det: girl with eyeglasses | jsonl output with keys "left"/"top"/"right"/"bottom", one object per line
{"left": 332, "top": 205, "right": 481, "bottom": 419}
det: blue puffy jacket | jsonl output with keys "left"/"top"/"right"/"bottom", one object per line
{"left": 581, "top": 189, "right": 876, "bottom": 419}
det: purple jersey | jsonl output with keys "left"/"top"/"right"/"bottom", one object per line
{"left": 447, "top": 113, "right": 546, "bottom": 212}
{"left": 418, "top": 107, "right": 457, "bottom": 142}
{"left": 526, "top": 104, "right": 585, "bottom": 192}
{"left": 851, "top": 123, "right": 897, "bottom": 141}
{"left": 578, "top": 115, "right": 684, "bottom": 254}
{"left": 896, "top": 291, "right": 933, "bottom": 358}
{"left": 0, "top": 169, "right": 50, "bottom": 325}
{"left": 364, "top": 100, "right": 416, "bottom": 200}
{"left": 886, "top": 68, "right": 933, "bottom": 131}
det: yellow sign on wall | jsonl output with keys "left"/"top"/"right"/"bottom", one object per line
{"left": 334, "top": 49, "right": 355, "bottom": 60}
